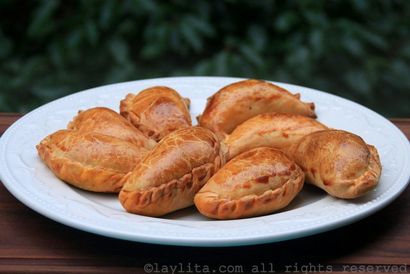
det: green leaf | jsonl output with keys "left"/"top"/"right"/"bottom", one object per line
{"left": 186, "top": 16, "right": 215, "bottom": 37}
{"left": 239, "top": 44, "right": 263, "bottom": 67}
{"left": 341, "top": 36, "right": 364, "bottom": 57}
{"left": 180, "top": 21, "right": 202, "bottom": 52}
{"left": 274, "top": 11, "right": 298, "bottom": 32}
{"left": 48, "top": 43, "right": 64, "bottom": 68}
{"left": 345, "top": 70, "right": 370, "bottom": 96}
{"left": 85, "top": 20, "right": 98, "bottom": 45}
{"left": 248, "top": 25, "right": 267, "bottom": 52}
{"left": 108, "top": 38, "right": 129, "bottom": 64}
{"left": 0, "top": 30, "right": 12, "bottom": 59}
{"left": 27, "top": 0, "right": 59, "bottom": 37}
{"left": 214, "top": 52, "right": 228, "bottom": 75}
{"left": 99, "top": 0, "right": 114, "bottom": 29}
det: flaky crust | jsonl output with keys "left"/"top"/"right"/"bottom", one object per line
{"left": 119, "top": 127, "right": 226, "bottom": 216}
{"left": 290, "top": 130, "right": 382, "bottom": 199}
{"left": 197, "top": 79, "right": 316, "bottom": 139}
{"left": 36, "top": 130, "right": 149, "bottom": 193}
{"left": 225, "top": 113, "right": 327, "bottom": 159}
{"left": 194, "top": 148, "right": 304, "bottom": 219}
{"left": 67, "top": 107, "right": 156, "bottom": 149}
{"left": 120, "top": 86, "right": 192, "bottom": 141}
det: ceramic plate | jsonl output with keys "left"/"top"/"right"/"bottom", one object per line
{"left": 1, "top": 77, "right": 409, "bottom": 247}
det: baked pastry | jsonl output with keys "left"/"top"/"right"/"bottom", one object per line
{"left": 225, "top": 113, "right": 327, "bottom": 159}
{"left": 37, "top": 130, "right": 149, "bottom": 193}
{"left": 119, "top": 127, "right": 226, "bottom": 216}
{"left": 290, "top": 130, "right": 382, "bottom": 199}
{"left": 120, "top": 86, "right": 192, "bottom": 141}
{"left": 67, "top": 107, "right": 156, "bottom": 149}
{"left": 197, "top": 79, "right": 316, "bottom": 139}
{"left": 194, "top": 147, "right": 304, "bottom": 219}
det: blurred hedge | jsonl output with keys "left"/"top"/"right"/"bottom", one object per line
{"left": 0, "top": 0, "right": 409, "bottom": 116}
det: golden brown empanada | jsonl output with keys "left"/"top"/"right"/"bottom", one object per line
{"left": 68, "top": 107, "right": 156, "bottom": 149}
{"left": 120, "top": 86, "right": 192, "bottom": 141}
{"left": 225, "top": 113, "right": 327, "bottom": 159}
{"left": 37, "top": 130, "right": 149, "bottom": 193}
{"left": 119, "top": 127, "right": 226, "bottom": 217}
{"left": 194, "top": 147, "right": 304, "bottom": 219}
{"left": 198, "top": 79, "right": 316, "bottom": 139}
{"left": 290, "top": 130, "right": 381, "bottom": 199}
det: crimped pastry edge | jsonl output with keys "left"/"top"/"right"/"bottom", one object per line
{"left": 194, "top": 173, "right": 305, "bottom": 220}
{"left": 36, "top": 140, "right": 126, "bottom": 193}
{"left": 119, "top": 162, "right": 216, "bottom": 217}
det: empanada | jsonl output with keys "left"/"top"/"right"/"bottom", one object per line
{"left": 290, "top": 130, "right": 382, "bottom": 199}
{"left": 194, "top": 147, "right": 304, "bottom": 219}
{"left": 68, "top": 107, "right": 156, "bottom": 149}
{"left": 37, "top": 130, "right": 149, "bottom": 193}
{"left": 225, "top": 113, "right": 327, "bottom": 159}
{"left": 197, "top": 79, "right": 316, "bottom": 139}
{"left": 119, "top": 127, "right": 226, "bottom": 216}
{"left": 120, "top": 86, "right": 192, "bottom": 141}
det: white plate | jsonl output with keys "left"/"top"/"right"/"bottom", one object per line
{"left": 1, "top": 77, "right": 409, "bottom": 247}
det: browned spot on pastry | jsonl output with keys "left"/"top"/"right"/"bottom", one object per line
{"left": 198, "top": 173, "right": 208, "bottom": 182}
{"left": 221, "top": 204, "right": 230, "bottom": 212}
{"left": 344, "top": 170, "right": 358, "bottom": 179}
{"left": 262, "top": 196, "right": 273, "bottom": 204}
{"left": 210, "top": 202, "right": 220, "bottom": 215}
{"left": 185, "top": 180, "right": 193, "bottom": 189}
{"left": 282, "top": 132, "right": 289, "bottom": 138}
{"left": 255, "top": 175, "right": 270, "bottom": 184}
{"left": 278, "top": 170, "right": 291, "bottom": 176}
{"left": 267, "top": 94, "right": 281, "bottom": 101}
{"left": 54, "top": 162, "right": 62, "bottom": 170}
{"left": 147, "top": 130, "right": 155, "bottom": 137}
{"left": 323, "top": 180, "right": 332, "bottom": 186}
{"left": 140, "top": 192, "right": 152, "bottom": 207}
{"left": 244, "top": 199, "right": 254, "bottom": 210}
{"left": 310, "top": 168, "right": 317, "bottom": 176}
{"left": 151, "top": 188, "right": 163, "bottom": 202}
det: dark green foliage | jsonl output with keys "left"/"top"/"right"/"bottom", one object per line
{"left": 0, "top": 0, "right": 409, "bottom": 116}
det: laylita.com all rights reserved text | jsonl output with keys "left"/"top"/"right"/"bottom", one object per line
{"left": 143, "top": 262, "right": 408, "bottom": 273}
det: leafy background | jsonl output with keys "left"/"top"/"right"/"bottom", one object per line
{"left": 0, "top": 0, "right": 409, "bottom": 116}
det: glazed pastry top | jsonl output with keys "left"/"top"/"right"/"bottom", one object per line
{"left": 290, "top": 130, "right": 381, "bottom": 198}
{"left": 198, "top": 79, "right": 316, "bottom": 139}
{"left": 122, "top": 126, "right": 225, "bottom": 192}
{"left": 120, "top": 86, "right": 192, "bottom": 141}
{"left": 198, "top": 147, "right": 302, "bottom": 200}
{"left": 194, "top": 147, "right": 305, "bottom": 219}
{"left": 68, "top": 107, "right": 156, "bottom": 149}
{"left": 37, "top": 130, "right": 147, "bottom": 174}
{"left": 225, "top": 113, "right": 327, "bottom": 159}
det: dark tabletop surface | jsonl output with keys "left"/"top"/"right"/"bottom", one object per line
{"left": 0, "top": 114, "right": 409, "bottom": 274}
